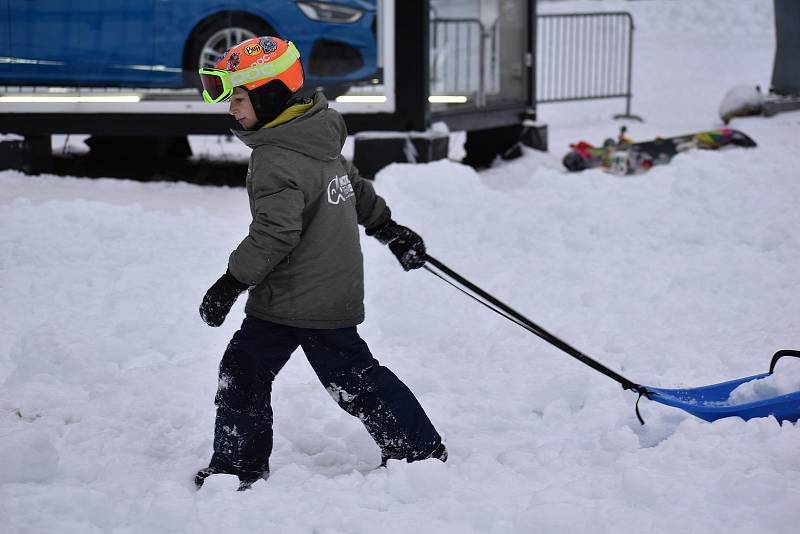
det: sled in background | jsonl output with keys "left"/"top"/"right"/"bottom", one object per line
{"left": 562, "top": 127, "right": 757, "bottom": 175}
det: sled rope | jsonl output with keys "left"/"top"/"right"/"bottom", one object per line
{"left": 423, "top": 255, "right": 653, "bottom": 424}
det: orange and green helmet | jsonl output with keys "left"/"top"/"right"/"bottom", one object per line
{"left": 198, "top": 36, "right": 304, "bottom": 104}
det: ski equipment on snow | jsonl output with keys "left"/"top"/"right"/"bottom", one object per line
{"left": 563, "top": 127, "right": 757, "bottom": 175}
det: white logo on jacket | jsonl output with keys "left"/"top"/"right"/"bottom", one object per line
{"left": 327, "top": 174, "right": 354, "bottom": 205}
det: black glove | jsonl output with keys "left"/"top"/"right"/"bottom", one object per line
{"left": 199, "top": 269, "right": 249, "bottom": 327}
{"left": 366, "top": 219, "right": 427, "bottom": 271}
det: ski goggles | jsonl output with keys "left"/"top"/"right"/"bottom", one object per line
{"left": 198, "top": 41, "right": 301, "bottom": 104}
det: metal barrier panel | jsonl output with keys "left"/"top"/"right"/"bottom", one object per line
{"left": 430, "top": 18, "right": 494, "bottom": 100}
{"left": 536, "top": 12, "right": 635, "bottom": 115}
{"left": 430, "top": 12, "right": 635, "bottom": 116}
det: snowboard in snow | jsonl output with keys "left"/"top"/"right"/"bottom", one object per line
{"left": 562, "top": 127, "right": 757, "bottom": 175}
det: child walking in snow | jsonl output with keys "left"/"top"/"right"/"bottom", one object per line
{"left": 194, "top": 36, "right": 446, "bottom": 490}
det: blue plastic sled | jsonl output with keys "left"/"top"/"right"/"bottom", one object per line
{"left": 644, "top": 350, "right": 800, "bottom": 423}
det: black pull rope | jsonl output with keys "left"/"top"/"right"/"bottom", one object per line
{"left": 423, "top": 255, "right": 651, "bottom": 424}
{"left": 635, "top": 392, "right": 646, "bottom": 426}
{"left": 424, "top": 266, "right": 536, "bottom": 333}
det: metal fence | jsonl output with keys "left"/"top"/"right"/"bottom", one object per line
{"left": 536, "top": 12, "right": 635, "bottom": 116}
{"left": 430, "top": 17, "right": 498, "bottom": 106}
{"left": 430, "top": 12, "right": 636, "bottom": 117}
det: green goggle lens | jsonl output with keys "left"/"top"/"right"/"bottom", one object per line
{"left": 199, "top": 69, "right": 232, "bottom": 103}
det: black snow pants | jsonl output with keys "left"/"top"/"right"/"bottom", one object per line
{"left": 210, "top": 316, "right": 442, "bottom": 476}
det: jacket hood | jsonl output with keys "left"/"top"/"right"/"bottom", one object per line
{"left": 231, "top": 92, "right": 346, "bottom": 161}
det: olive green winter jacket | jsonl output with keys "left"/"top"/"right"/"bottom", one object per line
{"left": 228, "top": 92, "right": 389, "bottom": 328}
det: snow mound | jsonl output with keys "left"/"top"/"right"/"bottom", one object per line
{"left": 719, "top": 85, "right": 764, "bottom": 123}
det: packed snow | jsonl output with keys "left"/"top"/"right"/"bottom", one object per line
{"left": 729, "top": 365, "right": 800, "bottom": 405}
{"left": 2, "top": 1, "right": 800, "bottom": 533}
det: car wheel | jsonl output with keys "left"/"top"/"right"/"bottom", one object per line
{"left": 184, "top": 14, "right": 273, "bottom": 87}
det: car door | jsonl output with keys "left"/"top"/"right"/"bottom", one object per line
{"left": 7, "top": 0, "right": 155, "bottom": 86}
{"left": 0, "top": 0, "right": 9, "bottom": 77}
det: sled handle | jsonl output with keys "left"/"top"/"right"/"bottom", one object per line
{"left": 768, "top": 350, "right": 800, "bottom": 374}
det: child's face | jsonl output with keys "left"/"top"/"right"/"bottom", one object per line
{"left": 229, "top": 88, "right": 258, "bottom": 129}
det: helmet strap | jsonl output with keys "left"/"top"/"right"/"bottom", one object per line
{"left": 248, "top": 80, "right": 294, "bottom": 126}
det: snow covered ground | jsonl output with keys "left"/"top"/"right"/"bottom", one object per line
{"left": 2, "top": 1, "right": 799, "bottom": 532}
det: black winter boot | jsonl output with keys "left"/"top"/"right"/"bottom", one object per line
{"left": 427, "top": 442, "right": 449, "bottom": 463}
{"left": 380, "top": 441, "right": 448, "bottom": 467}
{"left": 194, "top": 464, "right": 268, "bottom": 491}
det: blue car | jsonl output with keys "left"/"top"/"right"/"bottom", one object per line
{"left": 0, "top": 0, "right": 377, "bottom": 89}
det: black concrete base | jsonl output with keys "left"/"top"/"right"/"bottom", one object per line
{"left": 353, "top": 132, "right": 449, "bottom": 179}
{"left": 0, "top": 140, "right": 24, "bottom": 172}
{"left": 521, "top": 121, "right": 548, "bottom": 152}
{"left": 462, "top": 121, "right": 549, "bottom": 169}
{"left": 85, "top": 135, "right": 193, "bottom": 159}
{"left": 462, "top": 125, "right": 523, "bottom": 169}
{"left": 0, "top": 135, "right": 53, "bottom": 175}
